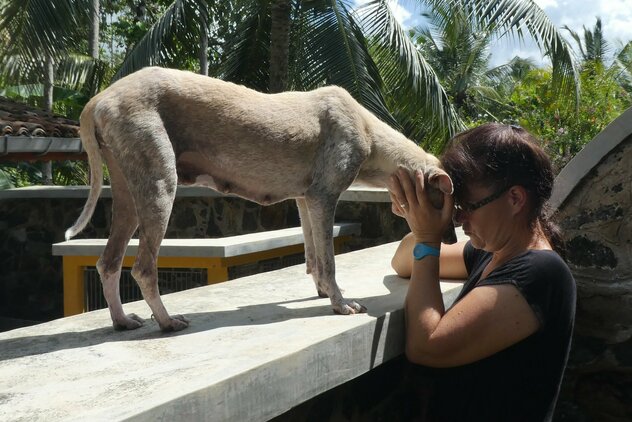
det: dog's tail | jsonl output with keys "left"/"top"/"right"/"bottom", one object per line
{"left": 65, "top": 100, "right": 103, "bottom": 240}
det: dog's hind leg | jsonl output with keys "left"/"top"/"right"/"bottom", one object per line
{"left": 96, "top": 152, "right": 143, "bottom": 330}
{"left": 296, "top": 198, "right": 327, "bottom": 298}
{"left": 124, "top": 142, "right": 189, "bottom": 332}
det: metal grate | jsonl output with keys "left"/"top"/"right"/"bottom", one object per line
{"left": 84, "top": 267, "right": 207, "bottom": 311}
{"left": 228, "top": 253, "right": 305, "bottom": 279}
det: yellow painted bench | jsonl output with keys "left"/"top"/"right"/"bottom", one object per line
{"left": 52, "top": 222, "right": 361, "bottom": 316}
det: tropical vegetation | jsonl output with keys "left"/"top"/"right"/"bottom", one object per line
{"left": 0, "top": 0, "right": 631, "bottom": 187}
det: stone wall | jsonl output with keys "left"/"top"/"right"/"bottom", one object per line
{"left": 0, "top": 187, "right": 408, "bottom": 324}
{"left": 553, "top": 111, "right": 632, "bottom": 421}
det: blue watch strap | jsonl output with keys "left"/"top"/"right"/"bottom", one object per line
{"left": 413, "top": 243, "right": 440, "bottom": 260}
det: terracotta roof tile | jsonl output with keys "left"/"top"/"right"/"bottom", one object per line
{"left": 0, "top": 96, "right": 79, "bottom": 138}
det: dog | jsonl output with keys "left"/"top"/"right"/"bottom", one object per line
{"left": 66, "top": 67, "right": 454, "bottom": 332}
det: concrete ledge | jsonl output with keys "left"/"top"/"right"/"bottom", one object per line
{"left": 0, "top": 242, "right": 463, "bottom": 422}
{"left": 0, "top": 185, "right": 390, "bottom": 202}
{"left": 52, "top": 223, "right": 361, "bottom": 258}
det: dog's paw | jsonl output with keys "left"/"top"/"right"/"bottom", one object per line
{"left": 333, "top": 300, "right": 367, "bottom": 315}
{"left": 113, "top": 313, "right": 145, "bottom": 331}
{"left": 159, "top": 314, "right": 190, "bottom": 332}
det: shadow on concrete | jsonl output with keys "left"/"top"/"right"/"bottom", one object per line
{"left": 0, "top": 275, "right": 407, "bottom": 363}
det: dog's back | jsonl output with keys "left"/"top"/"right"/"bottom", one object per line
{"left": 89, "top": 67, "right": 379, "bottom": 204}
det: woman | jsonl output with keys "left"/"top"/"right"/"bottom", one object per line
{"left": 389, "top": 123, "right": 576, "bottom": 421}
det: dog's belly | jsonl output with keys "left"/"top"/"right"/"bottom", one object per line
{"left": 177, "top": 152, "right": 309, "bottom": 205}
{"left": 192, "top": 174, "right": 220, "bottom": 190}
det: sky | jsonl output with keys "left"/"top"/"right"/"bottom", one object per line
{"left": 353, "top": 0, "right": 632, "bottom": 66}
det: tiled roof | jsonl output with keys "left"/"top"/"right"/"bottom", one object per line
{"left": 0, "top": 96, "right": 79, "bottom": 138}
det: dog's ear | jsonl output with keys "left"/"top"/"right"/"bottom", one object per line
{"left": 428, "top": 169, "right": 453, "bottom": 195}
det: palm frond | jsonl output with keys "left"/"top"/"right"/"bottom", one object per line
{"left": 612, "top": 41, "right": 632, "bottom": 91}
{"left": 426, "top": 0, "right": 580, "bottom": 103}
{"left": 359, "top": 0, "right": 463, "bottom": 148}
{"left": 0, "top": 0, "right": 89, "bottom": 63}
{"left": 114, "top": 0, "right": 211, "bottom": 80}
{"left": 288, "top": 0, "right": 397, "bottom": 126}
{"left": 218, "top": 0, "right": 271, "bottom": 91}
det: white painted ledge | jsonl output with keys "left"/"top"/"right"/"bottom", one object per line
{"left": 52, "top": 223, "right": 361, "bottom": 258}
{"left": 0, "top": 242, "right": 464, "bottom": 422}
{"left": 0, "top": 185, "right": 391, "bottom": 203}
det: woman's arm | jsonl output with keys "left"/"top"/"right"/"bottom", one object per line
{"left": 391, "top": 232, "right": 468, "bottom": 279}
{"left": 389, "top": 169, "right": 539, "bottom": 368}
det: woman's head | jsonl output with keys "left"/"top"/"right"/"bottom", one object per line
{"left": 441, "top": 123, "right": 562, "bottom": 250}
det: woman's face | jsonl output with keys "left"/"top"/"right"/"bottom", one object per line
{"left": 454, "top": 183, "right": 513, "bottom": 252}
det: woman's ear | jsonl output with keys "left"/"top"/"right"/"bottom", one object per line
{"left": 508, "top": 185, "right": 528, "bottom": 214}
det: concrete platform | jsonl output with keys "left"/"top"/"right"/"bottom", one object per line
{"left": 0, "top": 185, "right": 390, "bottom": 202}
{"left": 0, "top": 242, "right": 464, "bottom": 422}
{"left": 52, "top": 223, "right": 361, "bottom": 258}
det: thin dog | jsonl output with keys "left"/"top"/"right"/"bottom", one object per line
{"left": 66, "top": 67, "right": 454, "bottom": 332}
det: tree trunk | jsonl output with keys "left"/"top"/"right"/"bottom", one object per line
{"left": 89, "top": 0, "right": 100, "bottom": 59}
{"left": 43, "top": 54, "right": 55, "bottom": 185}
{"left": 269, "top": 0, "right": 292, "bottom": 93}
{"left": 86, "top": 0, "right": 101, "bottom": 98}
{"left": 199, "top": 19, "right": 209, "bottom": 76}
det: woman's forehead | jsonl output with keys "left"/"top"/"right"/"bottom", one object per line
{"left": 459, "top": 182, "right": 492, "bottom": 198}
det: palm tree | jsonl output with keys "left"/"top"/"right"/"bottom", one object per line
{"left": 410, "top": 6, "right": 495, "bottom": 117}
{"left": 112, "top": 0, "right": 213, "bottom": 80}
{"left": 113, "top": 0, "right": 577, "bottom": 150}
{"left": 0, "top": 0, "right": 105, "bottom": 115}
{"left": 0, "top": 0, "right": 581, "bottom": 152}
{"left": 565, "top": 17, "right": 632, "bottom": 96}
{"left": 409, "top": 4, "right": 536, "bottom": 122}
{"left": 0, "top": 0, "right": 100, "bottom": 185}
{"left": 564, "top": 17, "right": 608, "bottom": 65}
{"left": 613, "top": 41, "right": 632, "bottom": 93}
{"left": 269, "top": 0, "right": 292, "bottom": 92}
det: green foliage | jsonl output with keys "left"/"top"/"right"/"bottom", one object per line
{"left": 0, "top": 168, "right": 14, "bottom": 189}
{"left": 0, "top": 162, "right": 44, "bottom": 188}
{"left": 1, "top": 1, "right": 628, "bottom": 184}
{"left": 510, "top": 65, "right": 631, "bottom": 171}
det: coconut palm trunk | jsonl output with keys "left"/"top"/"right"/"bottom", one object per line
{"left": 42, "top": 53, "right": 55, "bottom": 185}
{"left": 199, "top": 18, "right": 209, "bottom": 76}
{"left": 269, "top": 0, "right": 291, "bottom": 93}
{"left": 89, "top": 0, "right": 99, "bottom": 59}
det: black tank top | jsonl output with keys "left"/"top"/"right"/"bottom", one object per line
{"left": 414, "top": 242, "right": 576, "bottom": 422}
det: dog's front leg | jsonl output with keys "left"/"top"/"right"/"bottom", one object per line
{"left": 305, "top": 194, "right": 366, "bottom": 314}
{"left": 296, "top": 198, "right": 328, "bottom": 298}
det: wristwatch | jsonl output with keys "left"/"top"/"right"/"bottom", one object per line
{"left": 413, "top": 243, "right": 440, "bottom": 260}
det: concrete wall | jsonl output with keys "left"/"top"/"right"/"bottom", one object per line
{"left": 552, "top": 107, "right": 632, "bottom": 421}
{"left": 0, "top": 187, "right": 408, "bottom": 324}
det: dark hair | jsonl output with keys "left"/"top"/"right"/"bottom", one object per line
{"left": 441, "top": 123, "right": 564, "bottom": 253}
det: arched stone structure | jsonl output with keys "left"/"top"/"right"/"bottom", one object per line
{"left": 552, "top": 106, "right": 632, "bottom": 421}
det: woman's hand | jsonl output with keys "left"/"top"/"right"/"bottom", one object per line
{"left": 389, "top": 168, "right": 454, "bottom": 244}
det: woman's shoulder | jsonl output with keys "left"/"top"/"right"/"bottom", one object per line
{"left": 524, "top": 249, "right": 574, "bottom": 278}
{"left": 483, "top": 249, "right": 575, "bottom": 288}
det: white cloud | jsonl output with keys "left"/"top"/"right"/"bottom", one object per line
{"left": 534, "top": 0, "right": 559, "bottom": 9}
{"left": 353, "top": 0, "right": 413, "bottom": 27}
{"left": 490, "top": 0, "right": 632, "bottom": 64}
{"left": 353, "top": 0, "right": 632, "bottom": 65}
